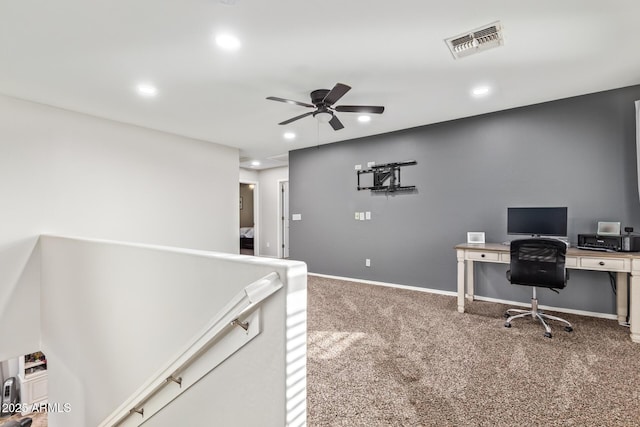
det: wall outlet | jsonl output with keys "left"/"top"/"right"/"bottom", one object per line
{"left": 365, "top": 211, "right": 371, "bottom": 220}
{"left": 367, "top": 161, "right": 376, "bottom": 168}
{"left": 365, "top": 258, "right": 371, "bottom": 267}
{"left": 359, "top": 212, "right": 365, "bottom": 221}
{"left": 292, "top": 214, "right": 302, "bottom": 221}
{"left": 354, "top": 164, "right": 362, "bottom": 170}
{"left": 266, "top": 242, "right": 270, "bottom": 248}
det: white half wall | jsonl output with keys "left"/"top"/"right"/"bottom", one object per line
{"left": 0, "top": 94, "right": 239, "bottom": 360}
{"left": 40, "top": 235, "right": 307, "bottom": 427}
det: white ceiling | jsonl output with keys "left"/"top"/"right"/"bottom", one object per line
{"left": 2, "top": 1, "right": 640, "bottom": 170}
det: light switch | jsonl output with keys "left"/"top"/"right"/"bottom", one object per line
{"left": 292, "top": 214, "right": 302, "bottom": 221}
{"left": 355, "top": 212, "right": 360, "bottom": 220}
{"left": 365, "top": 211, "right": 371, "bottom": 220}
{"left": 354, "top": 164, "right": 362, "bottom": 170}
{"left": 367, "top": 161, "right": 376, "bottom": 168}
{"left": 359, "top": 212, "right": 365, "bottom": 221}
{"left": 365, "top": 258, "right": 371, "bottom": 267}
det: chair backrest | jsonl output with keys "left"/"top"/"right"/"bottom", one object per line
{"left": 509, "top": 238, "right": 568, "bottom": 289}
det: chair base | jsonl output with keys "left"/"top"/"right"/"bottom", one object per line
{"left": 504, "top": 297, "right": 573, "bottom": 338}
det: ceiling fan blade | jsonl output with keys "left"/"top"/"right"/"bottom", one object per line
{"left": 328, "top": 115, "right": 344, "bottom": 131}
{"left": 322, "top": 83, "right": 351, "bottom": 105}
{"left": 266, "top": 96, "right": 315, "bottom": 108}
{"left": 335, "top": 105, "right": 385, "bottom": 114}
{"left": 279, "top": 111, "right": 315, "bottom": 125}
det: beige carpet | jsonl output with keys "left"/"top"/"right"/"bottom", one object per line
{"left": 307, "top": 275, "right": 640, "bottom": 426}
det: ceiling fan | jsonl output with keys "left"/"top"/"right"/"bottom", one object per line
{"left": 266, "top": 83, "right": 384, "bottom": 131}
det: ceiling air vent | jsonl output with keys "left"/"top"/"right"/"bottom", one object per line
{"left": 445, "top": 21, "right": 503, "bottom": 59}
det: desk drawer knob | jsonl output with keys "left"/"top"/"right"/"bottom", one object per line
{"left": 481, "top": 254, "right": 485, "bottom": 258}
{"left": 599, "top": 261, "right": 605, "bottom": 266}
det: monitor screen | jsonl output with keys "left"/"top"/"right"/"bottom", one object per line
{"left": 507, "top": 207, "right": 568, "bottom": 237}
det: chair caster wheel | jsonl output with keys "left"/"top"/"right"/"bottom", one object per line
{"left": 544, "top": 332, "right": 552, "bottom": 338}
{"left": 503, "top": 312, "right": 510, "bottom": 318}
{"left": 504, "top": 322, "right": 511, "bottom": 328}
{"left": 565, "top": 326, "right": 573, "bottom": 332}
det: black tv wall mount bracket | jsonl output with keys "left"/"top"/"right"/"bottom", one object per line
{"left": 356, "top": 160, "right": 417, "bottom": 192}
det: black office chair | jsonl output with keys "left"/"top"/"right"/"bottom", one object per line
{"left": 504, "top": 238, "right": 573, "bottom": 338}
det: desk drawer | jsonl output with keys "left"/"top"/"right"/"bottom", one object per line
{"left": 565, "top": 257, "right": 578, "bottom": 268}
{"left": 580, "top": 257, "right": 626, "bottom": 271}
{"left": 467, "top": 251, "right": 499, "bottom": 261}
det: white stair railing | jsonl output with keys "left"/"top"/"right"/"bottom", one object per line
{"left": 98, "top": 272, "right": 283, "bottom": 427}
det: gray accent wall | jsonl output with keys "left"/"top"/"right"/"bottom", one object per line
{"left": 289, "top": 85, "right": 640, "bottom": 315}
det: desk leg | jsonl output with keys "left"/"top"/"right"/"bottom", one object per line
{"left": 631, "top": 260, "right": 640, "bottom": 343}
{"left": 466, "top": 260, "right": 475, "bottom": 301}
{"left": 457, "top": 249, "right": 465, "bottom": 313}
{"left": 617, "top": 272, "right": 628, "bottom": 325}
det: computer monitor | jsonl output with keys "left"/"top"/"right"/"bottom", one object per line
{"left": 507, "top": 207, "right": 568, "bottom": 237}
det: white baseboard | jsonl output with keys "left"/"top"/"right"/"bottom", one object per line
{"left": 309, "top": 272, "right": 457, "bottom": 296}
{"left": 308, "top": 272, "right": 618, "bottom": 321}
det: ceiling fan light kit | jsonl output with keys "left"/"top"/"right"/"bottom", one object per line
{"left": 314, "top": 111, "right": 333, "bottom": 123}
{"left": 266, "top": 83, "right": 385, "bottom": 131}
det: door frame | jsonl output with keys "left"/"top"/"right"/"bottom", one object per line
{"left": 277, "top": 179, "right": 289, "bottom": 259}
{"left": 239, "top": 180, "right": 259, "bottom": 256}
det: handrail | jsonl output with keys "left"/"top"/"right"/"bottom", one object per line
{"left": 98, "top": 272, "right": 283, "bottom": 427}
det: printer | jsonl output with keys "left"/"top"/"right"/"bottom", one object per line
{"left": 577, "top": 233, "right": 640, "bottom": 252}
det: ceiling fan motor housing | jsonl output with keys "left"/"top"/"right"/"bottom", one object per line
{"left": 310, "top": 89, "right": 330, "bottom": 106}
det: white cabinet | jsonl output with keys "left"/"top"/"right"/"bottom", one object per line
{"left": 17, "top": 351, "right": 47, "bottom": 415}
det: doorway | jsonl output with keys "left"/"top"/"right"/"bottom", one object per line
{"left": 278, "top": 180, "right": 289, "bottom": 258}
{"left": 239, "top": 182, "right": 258, "bottom": 256}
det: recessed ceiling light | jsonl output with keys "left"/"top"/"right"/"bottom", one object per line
{"left": 283, "top": 132, "right": 296, "bottom": 140}
{"left": 358, "top": 115, "right": 371, "bottom": 123}
{"left": 471, "top": 86, "right": 491, "bottom": 97}
{"left": 215, "top": 33, "right": 241, "bottom": 51}
{"left": 251, "top": 160, "right": 261, "bottom": 167}
{"left": 136, "top": 83, "right": 158, "bottom": 97}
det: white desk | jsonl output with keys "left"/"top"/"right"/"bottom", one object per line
{"left": 455, "top": 243, "right": 640, "bottom": 343}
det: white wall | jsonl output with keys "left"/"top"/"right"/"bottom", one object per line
{"left": 258, "top": 167, "right": 288, "bottom": 257}
{"left": 40, "top": 236, "right": 307, "bottom": 427}
{"left": 0, "top": 94, "right": 239, "bottom": 361}
{"left": 0, "top": 358, "right": 19, "bottom": 390}
{"left": 239, "top": 168, "right": 258, "bottom": 182}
